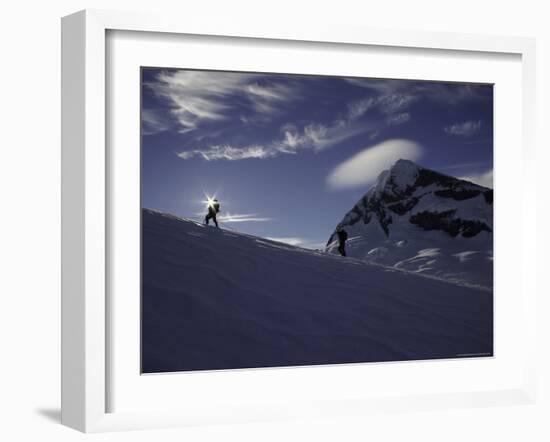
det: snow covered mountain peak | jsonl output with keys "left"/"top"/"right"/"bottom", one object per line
{"left": 327, "top": 160, "right": 493, "bottom": 288}
{"left": 388, "top": 158, "right": 421, "bottom": 180}
{"left": 374, "top": 158, "right": 422, "bottom": 197}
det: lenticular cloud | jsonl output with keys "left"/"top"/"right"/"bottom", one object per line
{"left": 327, "top": 139, "right": 423, "bottom": 190}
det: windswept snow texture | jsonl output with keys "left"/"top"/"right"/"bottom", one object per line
{"left": 142, "top": 209, "right": 493, "bottom": 373}
{"left": 327, "top": 160, "right": 493, "bottom": 289}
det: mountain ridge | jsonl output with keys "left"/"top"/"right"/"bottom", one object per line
{"left": 327, "top": 159, "right": 493, "bottom": 288}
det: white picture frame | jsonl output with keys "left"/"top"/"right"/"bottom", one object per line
{"left": 61, "top": 9, "right": 538, "bottom": 433}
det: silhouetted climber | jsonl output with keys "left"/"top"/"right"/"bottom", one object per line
{"left": 204, "top": 199, "right": 221, "bottom": 228}
{"left": 336, "top": 227, "right": 348, "bottom": 257}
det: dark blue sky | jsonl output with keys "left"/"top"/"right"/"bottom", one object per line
{"left": 141, "top": 68, "right": 493, "bottom": 248}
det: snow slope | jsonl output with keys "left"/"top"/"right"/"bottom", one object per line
{"left": 142, "top": 208, "right": 493, "bottom": 373}
{"left": 327, "top": 160, "right": 493, "bottom": 288}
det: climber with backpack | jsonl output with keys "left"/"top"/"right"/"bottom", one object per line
{"left": 336, "top": 227, "right": 348, "bottom": 257}
{"left": 204, "top": 198, "right": 221, "bottom": 228}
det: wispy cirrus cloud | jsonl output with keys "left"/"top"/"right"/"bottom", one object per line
{"left": 171, "top": 75, "right": 488, "bottom": 162}
{"left": 178, "top": 145, "right": 276, "bottom": 161}
{"left": 141, "top": 109, "right": 172, "bottom": 135}
{"left": 386, "top": 112, "right": 411, "bottom": 126}
{"left": 145, "top": 70, "right": 298, "bottom": 134}
{"left": 347, "top": 94, "right": 417, "bottom": 120}
{"left": 265, "top": 237, "right": 325, "bottom": 250}
{"left": 218, "top": 213, "right": 272, "bottom": 223}
{"left": 345, "top": 78, "right": 399, "bottom": 94}
{"left": 148, "top": 70, "right": 239, "bottom": 133}
{"left": 245, "top": 82, "right": 297, "bottom": 114}
{"left": 377, "top": 94, "right": 418, "bottom": 115}
{"left": 345, "top": 79, "right": 489, "bottom": 141}
{"left": 444, "top": 120, "right": 482, "bottom": 136}
{"left": 427, "top": 83, "right": 491, "bottom": 105}
{"left": 437, "top": 161, "right": 489, "bottom": 172}
{"left": 277, "top": 118, "right": 373, "bottom": 153}
{"left": 326, "top": 139, "right": 423, "bottom": 190}
{"left": 345, "top": 78, "right": 491, "bottom": 106}
{"left": 178, "top": 107, "right": 376, "bottom": 161}
{"left": 460, "top": 169, "right": 493, "bottom": 188}
{"left": 266, "top": 237, "right": 307, "bottom": 246}
{"left": 345, "top": 91, "right": 416, "bottom": 140}
{"left": 176, "top": 121, "right": 368, "bottom": 160}
{"left": 347, "top": 98, "right": 376, "bottom": 119}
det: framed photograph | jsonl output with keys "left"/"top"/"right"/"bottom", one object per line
{"left": 140, "top": 66, "right": 495, "bottom": 374}
{"left": 62, "top": 9, "right": 538, "bottom": 432}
